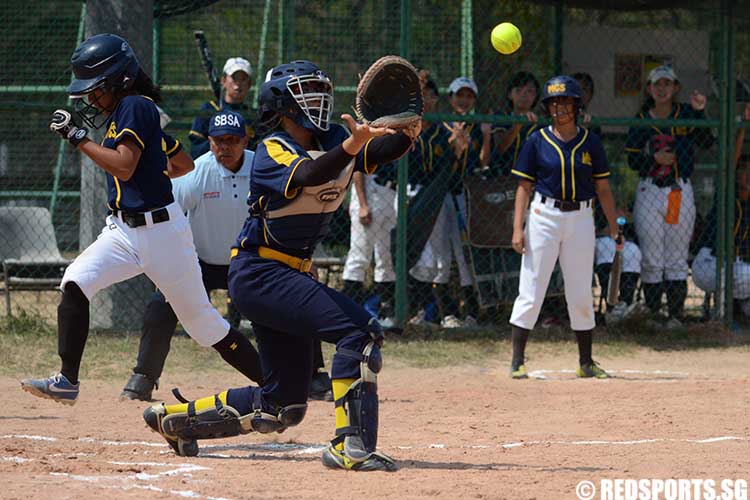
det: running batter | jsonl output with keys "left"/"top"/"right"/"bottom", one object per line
{"left": 508, "top": 75, "right": 621, "bottom": 380}
{"left": 143, "top": 60, "right": 418, "bottom": 471}
{"left": 20, "top": 34, "right": 261, "bottom": 405}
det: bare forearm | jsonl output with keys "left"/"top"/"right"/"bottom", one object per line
{"left": 513, "top": 182, "right": 532, "bottom": 231}
{"left": 167, "top": 150, "right": 194, "bottom": 179}
{"left": 78, "top": 139, "right": 139, "bottom": 181}
{"left": 352, "top": 171, "right": 367, "bottom": 207}
{"left": 735, "top": 127, "right": 746, "bottom": 168}
{"left": 496, "top": 125, "right": 522, "bottom": 154}
{"left": 595, "top": 180, "right": 618, "bottom": 234}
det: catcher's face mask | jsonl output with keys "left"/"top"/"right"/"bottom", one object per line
{"left": 286, "top": 71, "right": 333, "bottom": 132}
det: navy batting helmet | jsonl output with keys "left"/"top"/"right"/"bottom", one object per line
{"left": 540, "top": 75, "right": 582, "bottom": 104}
{"left": 258, "top": 60, "right": 333, "bottom": 133}
{"left": 68, "top": 34, "right": 140, "bottom": 128}
{"left": 68, "top": 34, "right": 139, "bottom": 97}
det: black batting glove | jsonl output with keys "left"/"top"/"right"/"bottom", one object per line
{"left": 50, "top": 109, "right": 88, "bottom": 147}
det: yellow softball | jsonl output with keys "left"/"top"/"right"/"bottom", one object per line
{"left": 491, "top": 22, "right": 522, "bottom": 55}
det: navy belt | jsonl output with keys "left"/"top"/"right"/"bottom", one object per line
{"left": 539, "top": 195, "right": 592, "bottom": 212}
{"left": 111, "top": 207, "right": 170, "bottom": 228}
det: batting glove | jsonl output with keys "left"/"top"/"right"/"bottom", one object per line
{"left": 50, "top": 109, "right": 88, "bottom": 147}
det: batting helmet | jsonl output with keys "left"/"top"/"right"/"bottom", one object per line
{"left": 258, "top": 60, "right": 333, "bottom": 133}
{"left": 540, "top": 75, "right": 582, "bottom": 104}
{"left": 68, "top": 34, "right": 140, "bottom": 97}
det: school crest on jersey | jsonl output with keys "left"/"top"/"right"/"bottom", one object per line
{"left": 105, "top": 121, "right": 117, "bottom": 140}
{"left": 582, "top": 151, "right": 592, "bottom": 166}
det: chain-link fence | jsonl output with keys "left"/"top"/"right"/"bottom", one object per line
{"left": 1, "top": 0, "right": 748, "bottom": 334}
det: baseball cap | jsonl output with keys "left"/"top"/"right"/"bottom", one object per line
{"left": 647, "top": 65, "right": 678, "bottom": 83}
{"left": 208, "top": 110, "right": 246, "bottom": 137}
{"left": 223, "top": 57, "right": 253, "bottom": 78}
{"left": 448, "top": 77, "right": 479, "bottom": 96}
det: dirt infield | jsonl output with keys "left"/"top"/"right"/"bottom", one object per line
{"left": 2, "top": 346, "right": 749, "bottom": 500}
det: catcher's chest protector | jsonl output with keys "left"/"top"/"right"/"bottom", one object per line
{"left": 265, "top": 139, "right": 355, "bottom": 219}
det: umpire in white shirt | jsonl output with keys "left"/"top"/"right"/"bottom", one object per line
{"left": 121, "top": 110, "right": 255, "bottom": 400}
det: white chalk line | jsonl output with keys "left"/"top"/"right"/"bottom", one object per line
{"left": 526, "top": 369, "right": 691, "bottom": 380}
{"left": 3, "top": 433, "right": 747, "bottom": 454}
{"left": 49, "top": 473, "right": 232, "bottom": 500}
{"left": 4, "top": 433, "right": 747, "bottom": 500}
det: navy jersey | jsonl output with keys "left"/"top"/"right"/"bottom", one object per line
{"left": 236, "top": 124, "right": 374, "bottom": 258}
{"left": 102, "top": 95, "right": 180, "bottom": 212}
{"left": 490, "top": 112, "right": 540, "bottom": 177}
{"left": 441, "top": 121, "right": 484, "bottom": 193}
{"left": 188, "top": 99, "right": 261, "bottom": 159}
{"left": 512, "top": 126, "right": 609, "bottom": 201}
{"left": 698, "top": 196, "right": 750, "bottom": 259}
{"left": 624, "top": 103, "right": 714, "bottom": 182}
{"left": 408, "top": 122, "right": 455, "bottom": 187}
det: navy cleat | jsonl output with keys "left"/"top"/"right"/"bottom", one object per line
{"left": 21, "top": 373, "right": 79, "bottom": 406}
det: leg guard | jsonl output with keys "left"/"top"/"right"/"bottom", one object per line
{"left": 144, "top": 392, "right": 307, "bottom": 452}
{"left": 325, "top": 338, "right": 396, "bottom": 471}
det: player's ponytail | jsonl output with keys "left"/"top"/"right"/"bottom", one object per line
{"left": 132, "top": 69, "right": 163, "bottom": 103}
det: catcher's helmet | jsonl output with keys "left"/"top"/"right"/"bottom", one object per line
{"left": 258, "top": 60, "right": 333, "bottom": 133}
{"left": 68, "top": 34, "right": 139, "bottom": 97}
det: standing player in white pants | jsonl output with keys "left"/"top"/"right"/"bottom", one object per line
{"left": 20, "top": 34, "right": 261, "bottom": 405}
{"left": 342, "top": 165, "right": 397, "bottom": 325}
{"left": 624, "top": 65, "right": 713, "bottom": 327}
{"left": 508, "top": 76, "right": 621, "bottom": 380}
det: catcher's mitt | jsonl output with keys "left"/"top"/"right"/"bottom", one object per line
{"left": 356, "top": 55, "right": 423, "bottom": 129}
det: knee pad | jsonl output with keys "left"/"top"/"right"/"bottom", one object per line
{"left": 163, "top": 395, "right": 308, "bottom": 440}
{"left": 333, "top": 341, "right": 382, "bottom": 460}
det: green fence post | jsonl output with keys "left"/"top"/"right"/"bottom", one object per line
{"left": 716, "top": 0, "right": 730, "bottom": 325}
{"left": 553, "top": 0, "right": 563, "bottom": 75}
{"left": 152, "top": 16, "right": 161, "bottom": 84}
{"left": 395, "top": 0, "right": 411, "bottom": 326}
{"left": 723, "top": 0, "right": 736, "bottom": 326}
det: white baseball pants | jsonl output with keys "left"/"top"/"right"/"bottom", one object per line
{"left": 634, "top": 178, "right": 695, "bottom": 283}
{"left": 61, "top": 202, "right": 229, "bottom": 346}
{"left": 595, "top": 237, "right": 642, "bottom": 274}
{"left": 510, "top": 193, "right": 596, "bottom": 331}
{"left": 408, "top": 193, "right": 473, "bottom": 287}
{"left": 691, "top": 246, "right": 750, "bottom": 299}
{"left": 343, "top": 176, "right": 397, "bottom": 283}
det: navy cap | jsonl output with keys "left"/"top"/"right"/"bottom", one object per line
{"left": 208, "top": 110, "right": 246, "bottom": 137}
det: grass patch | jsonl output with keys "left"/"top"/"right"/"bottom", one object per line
{"left": 2, "top": 308, "right": 749, "bottom": 379}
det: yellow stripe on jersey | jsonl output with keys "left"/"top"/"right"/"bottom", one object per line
{"left": 593, "top": 172, "right": 611, "bottom": 178}
{"left": 114, "top": 128, "right": 145, "bottom": 149}
{"left": 363, "top": 138, "right": 377, "bottom": 174}
{"left": 511, "top": 169, "right": 535, "bottom": 181}
{"left": 209, "top": 100, "right": 221, "bottom": 111}
{"left": 569, "top": 128, "right": 589, "bottom": 201}
{"left": 189, "top": 130, "right": 207, "bottom": 139}
{"left": 166, "top": 139, "right": 180, "bottom": 156}
{"left": 539, "top": 129, "right": 566, "bottom": 199}
{"left": 265, "top": 139, "right": 300, "bottom": 167}
{"left": 624, "top": 147, "right": 641, "bottom": 153}
{"left": 284, "top": 158, "right": 308, "bottom": 199}
{"left": 114, "top": 177, "right": 122, "bottom": 209}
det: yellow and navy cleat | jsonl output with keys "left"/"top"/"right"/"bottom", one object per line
{"left": 510, "top": 364, "right": 528, "bottom": 379}
{"left": 321, "top": 444, "right": 398, "bottom": 472}
{"left": 576, "top": 361, "right": 610, "bottom": 379}
{"left": 143, "top": 403, "right": 199, "bottom": 457}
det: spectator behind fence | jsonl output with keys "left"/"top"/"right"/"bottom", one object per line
{"left": 408, "top": 77, "right": 489, "bottom": 328}
{"left": 490, "top": 71, "right": 540, "bottom": 177}
{"left": 189, "top": 57, "right": 259, "bottom": 159}
{"left": 692, "top": 104, "right": 750, "bottom": 320}
{"left": 573, "top": 72, "right": 602, "bottom": 139}
{"left": 341, "top": 159, "right": 398, "bottom": 327}
{"left": 593, "top": 202, "right": 643, "bottom": 323}
{"left": 406, "top": 77, "right": 455, "bottom": 325}
{"left": 624, "top": 65, "right": 714, "bottom": 328}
